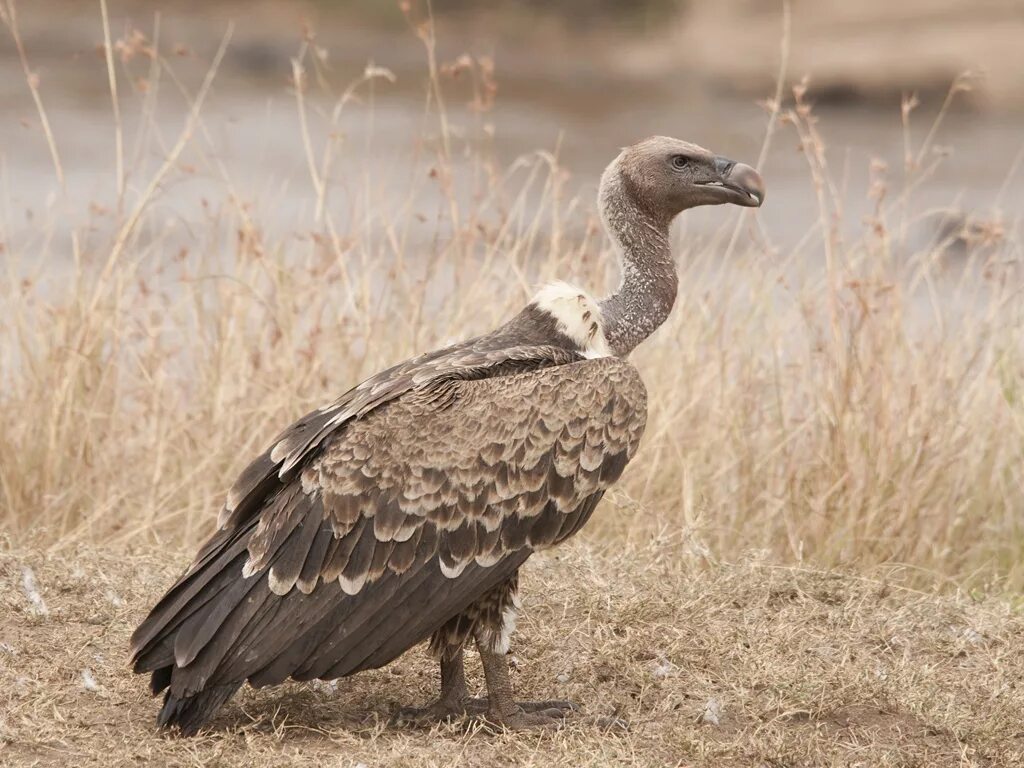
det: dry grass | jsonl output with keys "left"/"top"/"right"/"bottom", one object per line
{"left": 1, "top": 5, "right": 1023, "bottom": 763}
{"left": 1, "top": 3, "right": 1022, "bottom": 589}
{"left": 2, "top": 542, "right": 1022, "bottom": 767}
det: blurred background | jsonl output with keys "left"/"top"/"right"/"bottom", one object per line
{"left": 4, "top": 7, "right": 1024, "bottom": 760}
{"left": 3, "top": 0, "right": 1022, "bottom": 252}
{"left": 3, "top": 1, "right": 1024, "bottom": 580}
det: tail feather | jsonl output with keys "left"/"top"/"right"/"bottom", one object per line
{"left": 150, "top": 665, "right": 172, "bottom": 695}
{"left": 157, "top": 683, "right": 242, "bottom": 737}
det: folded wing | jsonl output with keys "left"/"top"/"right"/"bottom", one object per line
{"left": 130, "top": 350, "right": 646, "bottom": 715}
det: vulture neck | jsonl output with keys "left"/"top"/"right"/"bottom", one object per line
{"left": 597, "top": 164, "right": 678, "bottom": 358}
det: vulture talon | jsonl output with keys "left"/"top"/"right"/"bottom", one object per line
{"left": 391, "top": 650, "right": 469, "bottom": 727}
{"left": 464, "top": 697, "right": 578, "bottom": 716}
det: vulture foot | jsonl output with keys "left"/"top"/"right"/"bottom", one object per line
{"left": 464, "top": 697, "right": 578, "bottom": 715}
{"left": 391, "top": 648, "right": 470, "bottom": 727}
{"left": 475, "top": 644, "right": 578, "bottom": 729}
{"left": 479, "top": 704, "right": 572, "bottom": 731}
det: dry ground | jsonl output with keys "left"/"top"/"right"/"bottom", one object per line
{"left": 2, "top": 540, "right": 1021, "bottom": 767}
{"left": 2, "top": 4, "right": 1022, "bottom": 767}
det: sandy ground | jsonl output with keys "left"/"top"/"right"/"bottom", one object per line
{"left": 1, "top": 542, "right": 1022, "bottom": 767}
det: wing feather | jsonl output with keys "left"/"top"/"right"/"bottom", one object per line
{"left": 321, "top": 516, "right": 368, "bottom": 582}
{"left": 267, "top": 495, "right": 323, "bottom": 595}
{"left": 338, "top": 522, "right": 376, "bottom": 595}
{"left": 295, "top": 524, "right": 334, "bottom": 594}
{"left": 173, "top": 560, "right": 263, "bottom": 668}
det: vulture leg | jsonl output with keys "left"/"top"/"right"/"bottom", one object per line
{"left": 391, "top": 647, "right": 469, "bottom": 725}
{"left": 474, "top": 639, "right": 577, "bottom": 730}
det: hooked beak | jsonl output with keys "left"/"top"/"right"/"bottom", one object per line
{"left": 724, "top": 162, "right": 765, "bottom": 207}
{"left": 700, "top": 157, "right": 766, "bottom": 208}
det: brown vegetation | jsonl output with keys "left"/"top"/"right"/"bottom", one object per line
{"left": 1, "top": 4, "right": 1021, "bottom": 587}
{"left": 0, "top": 3, "right": 1022, "bottom": 765}
{"left": 3, "top": 543, "right": 1023, "bottom": 767}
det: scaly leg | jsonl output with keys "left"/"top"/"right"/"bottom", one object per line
{"left": 474, "top": 638, "right": 577, "bottom": 729}
{"left": 391, "top": 647, "right": 469, "bottom": 725}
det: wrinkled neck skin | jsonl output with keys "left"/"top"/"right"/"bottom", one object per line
{"left": 597, "top": 162, "right": 678, "bottom": 357}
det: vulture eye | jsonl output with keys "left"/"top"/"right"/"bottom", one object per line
{"left": 671, "top": 155, "right": 691, "bottom": 170}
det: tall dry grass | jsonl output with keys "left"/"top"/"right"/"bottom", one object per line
{"left": 1, "top": 5, "right": 1021, "bottom": 591}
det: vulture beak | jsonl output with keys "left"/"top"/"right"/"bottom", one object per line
{"left": 704, "top": 156, "right": 765, "bottom": 208}
{"left": 724, "top": 162, "right": 765, "bottom": 207}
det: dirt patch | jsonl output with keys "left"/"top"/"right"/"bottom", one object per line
{"left": 1, "top": 544, "right": 1022, "bottom": 767}
{"left": 823, "top": 704, "right": 960, "bottom": 760}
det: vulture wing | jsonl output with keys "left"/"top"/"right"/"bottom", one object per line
{"left": 130, "top": 344, "right": 646, "bottom": 732}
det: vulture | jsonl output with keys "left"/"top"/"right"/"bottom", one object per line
{"left": 130, "top": 136, "right": 765, "bottom": 734}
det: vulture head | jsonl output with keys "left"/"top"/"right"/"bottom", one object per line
{"left": 609, "top": 135, "right": 765, "bottom": 222}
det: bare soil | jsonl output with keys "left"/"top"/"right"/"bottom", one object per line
{"left": 2, "top": 542, "right": 1021, "bottom": 767}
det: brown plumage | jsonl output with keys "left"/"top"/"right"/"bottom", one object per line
{"left": 130, "top": 136, "right": 764, "bottom": 734}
